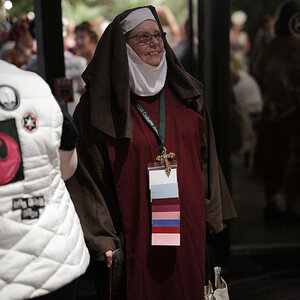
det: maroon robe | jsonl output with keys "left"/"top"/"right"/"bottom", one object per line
{"left": 66, "top": 7, "right": 237, "bottom": 300}
{"left": 107, "top": 86, "right": 206, "bottom": 299}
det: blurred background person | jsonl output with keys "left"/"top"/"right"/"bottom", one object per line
{"left": 157, "top": 5, "right": 181, "bottom": 47}
{"left": 63, "top": 17, "right": 76, "bottom": 53}
{"left": 20, "top": 17, "right": 88, "bottom": 116}
{"left": 67, "top": 20, "right": 100, "bottom": 115}
{"left": 91, "top": 16, "right": 110, "bottom": 39}
{"left": 231, "top": 55, "right": 263, "bottom": 134}
{"left": 1, "top": 16, "right": 35, "bottom": 68}
{"left": 0, "top": 16, "right": 13, "bottom": 58}
{"left": 230, "top": 55, "right": 262, "bottom": 168}
{"left": 173, "top": 17, "right": 199, "bottom": 77}
{"left": 75, "top": 21, "right": 99, "bottom": 63}
{"left": 251, "top": 13, "right": 275, "bottom": 74}
{"left": 253, "top": 0, "right": 300, "bottom": 223}
{"left": 230, "top": 10, "right": 251, "bottom": 71}
{"left": 64, "top": 49, "right": 87, "bottom": 116}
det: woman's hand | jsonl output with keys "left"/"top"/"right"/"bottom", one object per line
{"left": 105, "top": 250, "right": 113, "bottom": 268}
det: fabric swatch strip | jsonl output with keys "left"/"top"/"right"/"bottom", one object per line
{"left": 151, "top": 183, "right": 180, "bottom": 246}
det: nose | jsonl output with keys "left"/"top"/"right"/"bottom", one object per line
{"left": 149, "top": 35, "right": 160, "bottom": 45}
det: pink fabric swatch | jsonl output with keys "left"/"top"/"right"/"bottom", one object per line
{"left": 151, "top": 233, "right": 180, "bottom": 246}
{"left": 152, "top": 211, "right": 180, "bottom": 220}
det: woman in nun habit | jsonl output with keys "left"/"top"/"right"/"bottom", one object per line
{"left": 66, "top": 5, "right": 237, "bottom": 300}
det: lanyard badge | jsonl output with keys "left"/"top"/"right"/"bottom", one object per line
{"left": 132, "top": 89, "right": 180, "bottom": 246}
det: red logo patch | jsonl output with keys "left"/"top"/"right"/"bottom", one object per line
{"left": 22, "top": 112, "right": 39, "bottom": 132}
{"left": 0, "top": 132, "right": 21, "bottom": 185}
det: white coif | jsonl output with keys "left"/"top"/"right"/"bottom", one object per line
{"left": 127, "top": 44, "right": 167, "bottom": 96}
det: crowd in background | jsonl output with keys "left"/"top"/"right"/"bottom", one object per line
{"left": 0, "top": 13, "right": 110, "bottom": 115}
{"left": 230, "top": 2, "right": 300, "bottom": 225}
{"left": 1, "top": 1, "right": 299, "bottom": 224}
{"left": 0, "top": 5, "right": 185, "bottom": 115}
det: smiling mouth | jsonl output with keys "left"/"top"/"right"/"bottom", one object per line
{"left": 148, "top": 51, "right": 159, "bottom": 56}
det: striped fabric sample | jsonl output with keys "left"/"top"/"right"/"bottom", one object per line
{"left": 150, "top": 182, "right": 180, "bottom": 246}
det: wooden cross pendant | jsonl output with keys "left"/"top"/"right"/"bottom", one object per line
{"left": 156, "top": 147, "right": 175, "bottom": 175}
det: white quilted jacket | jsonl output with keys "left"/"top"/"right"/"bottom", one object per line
{"left": 0, "top": 61, "right": 90, "bottom": 299}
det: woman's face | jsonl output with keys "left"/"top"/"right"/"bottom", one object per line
{"left": 75, "top": 30, "right": 96, "bottom": 58}
{"left": 126, "top": 20, "right": 164, "bottom": 67}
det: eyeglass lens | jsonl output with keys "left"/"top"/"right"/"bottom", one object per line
{"left": 138, "top": 33, "right": 164, "bottom": 43}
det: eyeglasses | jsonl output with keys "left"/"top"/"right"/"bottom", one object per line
{"left": 126, "top": 32, "right": 166, "bottom": 44}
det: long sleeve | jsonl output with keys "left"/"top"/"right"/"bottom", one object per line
{"left": 66, "top": 92, "right": 122, "bottom": 259}
{"left": 201, "top": 103, "right": 238, "bottom": 233}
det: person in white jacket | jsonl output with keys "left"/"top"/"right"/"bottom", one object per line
{"left": 0, "top": 58, "right": 90, "bottom": 300}
{"left": 0, "top": 5, "right": 90, "bottom": 296}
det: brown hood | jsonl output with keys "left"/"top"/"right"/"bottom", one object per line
{"left": 80, "top": 5, "right": 204, "bottom": 139}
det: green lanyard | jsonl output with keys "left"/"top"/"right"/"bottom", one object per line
{"left": 131, "top": 89, "right": 175, "bottom": 174}
{"left": 131, "top": 89, "right": 166, "bottom": 154}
